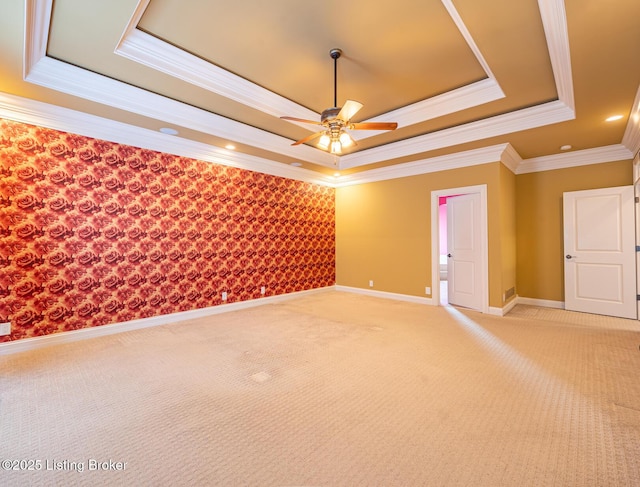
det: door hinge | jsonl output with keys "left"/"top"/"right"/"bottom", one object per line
{"left": 636, "top": 196, "right": 639, "bottom": 203}
{"left": 637, "top": 294, "right": 640, "bottom": 301}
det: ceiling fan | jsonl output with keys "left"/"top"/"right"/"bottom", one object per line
{"left": 281, "top": 48, "right": 398, "bottom": 155}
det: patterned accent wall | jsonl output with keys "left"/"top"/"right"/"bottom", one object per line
{"left": 0, "top": 119, "right": 335, "bottom": 342}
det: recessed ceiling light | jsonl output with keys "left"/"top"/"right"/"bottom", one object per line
{"left": 225, "top": 144, "right": 236, "bottom": 150}
{"left": 560, "top": 144, "right": 572, "bottom": 151}
{"left": 605, "top": 115, "right": 624, "bottom": 122}
{"left": 290, "top": 162, "right": 303, "bottom": 167}
{"left": 334, "top": 172, "right": 341, "bottom": 177}
{"left": 159, "top": 127, "right": 178, "bottom": 135}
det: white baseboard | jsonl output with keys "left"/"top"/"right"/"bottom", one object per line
{"left": 0, "top": 287, "right": 333, "bottom": 356}
{"left": 0, "top": 288, "right": 570, "bottom": 356}
{"left": 490, "top": 296, "right": 565, "bottom": 315}
{"left": 490, "top": 295, "right": 526, "bottom": 316}
{"left": 335, "top": 285, "right": 435, "bottom": 305}
{"left": 503, "top": 297, "right": 519, "bottom": 314}
{"left": 488, "top": 296, "right": 520, "bottom": 316}
{"left": 516, "top": 296, "right": 565, "bottom": 309}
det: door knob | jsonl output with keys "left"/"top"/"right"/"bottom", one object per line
{"left": 565, "top": 254, "right": 577, "bottom": 259}
{"left": 447, "top": 253, "right": 452, "bottom": 258}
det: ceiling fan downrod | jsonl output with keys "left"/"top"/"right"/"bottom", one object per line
{"left": 329, "top": 48, "right": 342, "bottom": 108}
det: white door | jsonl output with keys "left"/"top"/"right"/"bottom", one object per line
{"left": 447, "top": 193, "right": 483, "bottom": 310}
{"left": 563, "top": 186, "right": 636, "bottom": 319}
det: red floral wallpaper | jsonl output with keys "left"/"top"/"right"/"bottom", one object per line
{"left": 0, "top": 119, "right": 335, "bottom": 342}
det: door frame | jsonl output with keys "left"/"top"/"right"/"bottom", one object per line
{"left": 431, "top": 184, "right": 489, "bottom": 313}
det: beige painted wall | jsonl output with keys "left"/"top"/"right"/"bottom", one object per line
{"left": 336, "top": 158, "right": 632, "bottom": 310}
{"left": 336, "top": 162, "right": 514, "bottom": 308}
{"left": 499, "top": 163, "right": 517, "bottom": 304}
{"left": 515, "top": 159, "right": 632, "bottom": 302}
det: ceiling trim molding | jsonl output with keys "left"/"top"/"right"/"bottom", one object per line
{"left": 25, "top": 55, "right": 336, "bottom": 166}
{"left": 537, "top": 0, "right": 574, "bottom": 109}
{"left": 23, "top": 0, "right": 579, "bottom": 173}
{"left": 622, "top": 84, "right": 640, "bottom": 157}
{"left": 23, "top": 1, "right": 336, "bottom": 169}
{"left": 115, "top": 0, "right": 149, "bottom": 43}
{"left": 18, "top": 0, "right": 636, "bottom": 186}
{"left": 334, "top": 144, "right": 512, "bottom": 187}
{"left": 339, "top": 100, "right": 575, "bottom": 169}
{"left": 1, "top": 90, "right": 631, "bottom": 191}
{"left": 351, "top": 78, "right": 504, "bottom": 138}
{"left": 23, "top": 0, "right": 50, "bottom": 77}
{"left": 116, "top": 28, "right": 320, "bottom": 123}
{"left": 340, "top": 0, "right": 577, "bottom": 169}
{"left": 0, "top": 91, "right": 335, "bottom": 187}
{"left": 441, "top": 0, "right": 495, "bottom": 79}
{"left": 500, "top": 143, "right": 523, "bottom": 174}
{"left": 516, "top": 144, "right": 634, "bottom": 174}
{"left": 115, "top": 0, "right": 505, "bottom": 137}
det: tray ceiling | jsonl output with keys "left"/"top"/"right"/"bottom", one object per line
{"left": 1, "top": 0, "right": 639, "bottom": 182}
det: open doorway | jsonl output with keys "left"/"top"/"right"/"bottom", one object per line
{"left": 438, "top": 195, "right": 452, "bottom": 305}
{"left": 431, "top": 185, "right": 489, "bottom": 312}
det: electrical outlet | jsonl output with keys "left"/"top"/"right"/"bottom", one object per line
{"left": 0, "top": 322, "right": 11, "bottom": 336}
{"left": 260, "top": 286, "right": 266, "bottom": 295}
{"left": 425, "top": 287, "right": 431, "bottom": 295}
{"left": 221, "top": 291, "right": 228, "bottom": 301}
{"left": 369, "top": 280, "right": 374, "bottom": 287}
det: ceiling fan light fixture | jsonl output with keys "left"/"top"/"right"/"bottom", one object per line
{"left": 330, "top": 140, "right": 342, "bottom": 154}
{"left": 339, "top": 132, "right": 354, "bottom": 147}
{"left": 318, "top": 133, "right": 331, "bottom": 150}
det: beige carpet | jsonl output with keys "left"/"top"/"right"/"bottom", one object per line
{"left": 1, "top": 291, "right": 639, "bottom": 486}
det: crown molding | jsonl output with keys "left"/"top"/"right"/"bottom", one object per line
{"left": 116, "top": 28, "right": 320, "bottom": 123}
{"left": 114, "top": 0, "right": 150, "bottom": 46}
{"left": 500, "top": 143, "right": 523, "bottom": 173}
{"left": 24, "top": 1, "right": 335, "bottom": 168}
{"left": 23, "top": 0, "right": 50, "bottom": 78}
{"left": 335, "top": 142, "right": 634, "bottom": 186}
{"left": 1, "top": 89, "right": 632, "bottom": 190}
{"left": 350, "top": 78, "right": 505, "bottom": 141}
{"left": 622, "top": 83, "right": 640, "bottom": 158}
{"left": 334, "top": 144, "right": 511, "bottom": 187}
{"left": 116, "top": 26, "right": 506, "bottom": 138}
{"left": 537, "top": 0, "right": 574, "bottom": 109}
{"left": 18, "top": 0, "right": 637, "bottom": 186}
{"left": 30, "top": 57, "right": 331, "bottom": 164}
{"left": 24, "top": 0, "right": 579, "bottom": 173}
{"left": 24, "top": 56, "right": 337, "bottom": 169}
{"left": 110, "top": 0, "right": 573, "bottom": 155}
{"left": 516, "top": 144, "right": 634, "bottom": 174}
{"left": 116, "top": 0, "right": 504, "bottom": 141}
{"left": 339, "top": 100, "right": 575, "bottom": 169}
{"left": 0, "top": 91, "right": 335, "bottom": 187}
{"left": 113, "top": 19, "right": 506, "bottom": 141}
{"left": 441, "top": 0, "right": 495, "bottom": 78}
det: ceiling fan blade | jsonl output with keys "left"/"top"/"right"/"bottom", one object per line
{"left": 281, "top": 116, "right": 322, "bottom": 125}
{"left": 337, "top": 100, "right": 363, "bottom": 122}
{"left": 291, "top": 131, "right": 325, "bottom": 146}
{"left": 350, "top": 122, "right": 398, "bottom": 131}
